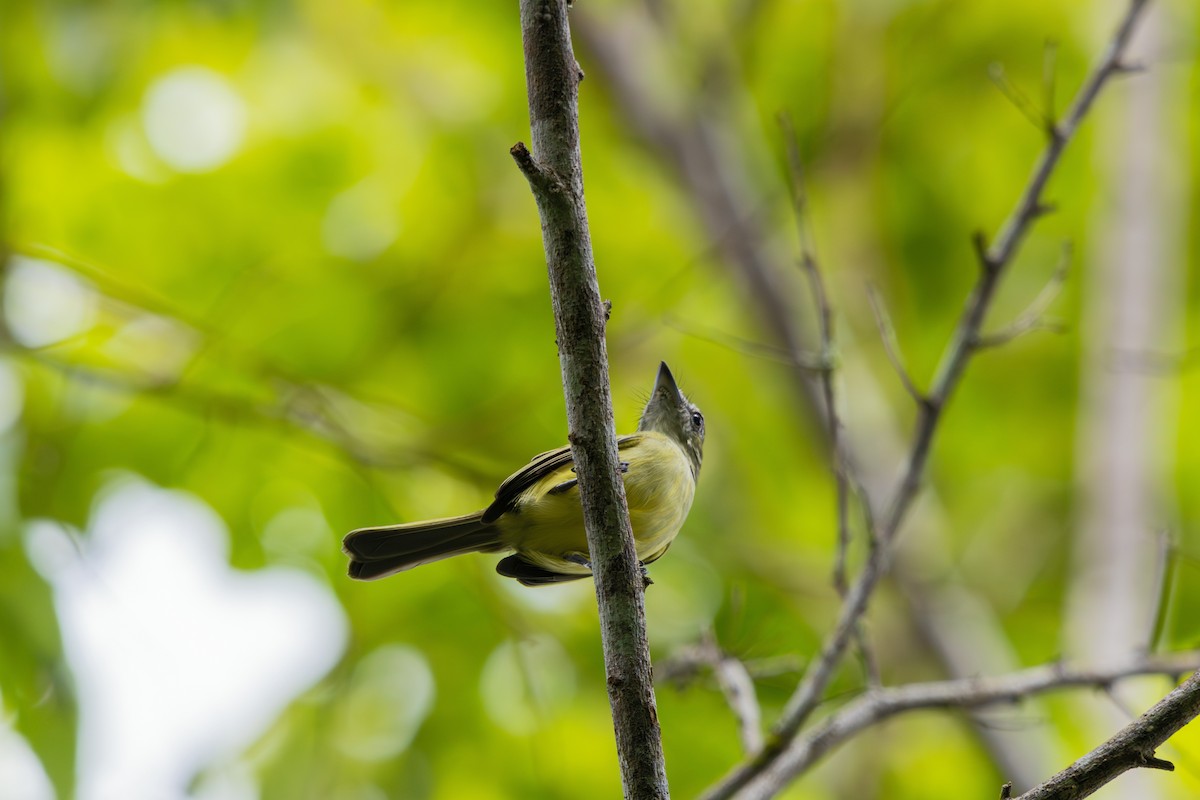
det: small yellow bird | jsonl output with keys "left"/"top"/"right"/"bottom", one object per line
{"left": 343, "top": 362, "right": 704, "bottom": 586}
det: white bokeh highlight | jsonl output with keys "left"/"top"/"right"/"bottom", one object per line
{"left": 27, "top": 478, "right": 347, "bottom": 800}
{"left": 0, "top": 716, "right": 53, "bottom": 800}
{"left": 142, "top": 67, "right": 246, "bottom": 172}
{"left": 3, "top": 257, "right": 97, "bottom": 349}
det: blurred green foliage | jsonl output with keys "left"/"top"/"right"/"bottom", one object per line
{"left": 1, "top": 0, "right": 1199, "bottom": 798}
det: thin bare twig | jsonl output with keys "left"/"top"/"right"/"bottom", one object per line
{"left": 974, "top": 242, "right": 1072, "bottom": 349}
{"left": 779, "top": 114, "right": 880, "bottom": 688}
{"left": 710, "top": 633, "right": 766, "bottom": 755}
{"left": 865, "top": 284, "right": 927, "bottom": 408}
{"left": 701, "top": 3, "right": 1153, "bottom": 797}
{"left": 990, "top": 62, "right": 1049, "bottom": 133}
{"left": 715, "top": 656, "right": 766, "bottom": 755}
{"left": 1043, "top": 40, "right": 1060, "bottom": 130}
{"left": 660, "top": 649, "right": 804, "bottom": 684}
{"left": 976, "top": 319, "right": 1069, "bottom": 350}
{"left": 1148, "top": 530, "right": 1177, "bottom": 651}
{"left": 778, "top": 114, "right": 852, "bottom": 591}
{"left": 743, "top": 654, "right": 1200, "bottom": 799}
{"left": 658, "top": 633, "right": 765, "bottom": 755}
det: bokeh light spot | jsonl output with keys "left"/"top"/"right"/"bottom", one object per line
{"left": 320, "top": 178, "right": 401, "bottom": 261}
{"left": 479, "top": 636, "right": 576, "bottom": 735}
{"left": 32, "top": 477, "right": 348, "bottom": 800}
{"left": 334, "top": 645, "right": 436, "bottom": 762}
{"left": 3, "top": 257, "right": 97, "bottom": 349}
{"left": 142, "top": 67, "right": 246, "bottom": 173}
{"left": 0, "top": 360, "right": 25, "bottom": 436}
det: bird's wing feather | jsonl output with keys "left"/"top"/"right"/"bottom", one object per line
{"left": 494, "top": 554, "right": 592, "bottom": 586}
{"left": 482, "top": 433, "right": 642, "bottom": 523}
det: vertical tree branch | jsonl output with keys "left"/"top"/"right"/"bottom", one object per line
{"left": 511, "top": 1, "right": 669, "bottom": 797}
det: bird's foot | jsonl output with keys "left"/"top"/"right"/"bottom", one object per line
{"left": 565, "top": 553, "right": 593, "bottom": 571}
{"left": 565, "top": 553, "right": 651, "bottom": 588}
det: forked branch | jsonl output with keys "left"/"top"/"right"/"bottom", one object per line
{"left": 744, "top": 654, "right": 1200, "bottom": 799}
{"left": 702, "top": 2, "right": 1153, "bottom": 797}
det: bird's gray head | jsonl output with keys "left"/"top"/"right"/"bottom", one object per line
{"left": 637, "top": 362, "right": 704, "bottom": 480}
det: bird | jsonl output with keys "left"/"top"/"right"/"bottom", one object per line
{"left": 343, "top": 362, "right": 704, "bottom": 586}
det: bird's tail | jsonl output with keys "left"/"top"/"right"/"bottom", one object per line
{"left": 343, "top": 512, "right": 503, "bottom": 581}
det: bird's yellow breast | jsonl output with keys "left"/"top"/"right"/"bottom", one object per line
{"left": 497, "top": 432, "right": 696, "bottom": 574}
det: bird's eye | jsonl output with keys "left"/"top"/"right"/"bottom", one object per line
{"left": 691, "top": 411, "right": 704, "bottom": 429}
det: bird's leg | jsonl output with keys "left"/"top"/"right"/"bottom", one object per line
{"left": 565, "top": 553, "right": 593, "bottom": 571}
{"left": 572, "top": 462, "right": 628, "bottom": 474}
{"left": 557, "top": 463, "right": 626, "bottom": 495}
{"left": 566, "top": 552, "right": 651, "bottom": 587}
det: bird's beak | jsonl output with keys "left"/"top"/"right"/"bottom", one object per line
{"left": 638, "top": 361, "right": 689, "bottom": 435}
{"left": 653, "top": 361, "right": 680, "bottom": 398}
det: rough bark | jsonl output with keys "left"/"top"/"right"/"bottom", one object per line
{"left": 512, "top": 2, "right": 669, "bottom": 798}
{"left": 1011, "top": 670, "right": 1200, "bottom": 800}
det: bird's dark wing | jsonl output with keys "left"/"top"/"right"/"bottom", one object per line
{"left": 494, "top": 554, "right": 592, "bottom": 586}
{"left": 482, "top": 433, "right": 642, "bottom": 523}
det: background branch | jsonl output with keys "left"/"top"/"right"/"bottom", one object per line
{"left": 865, "top": 284, "right": 926, "bottom": 406}
{"left": 973, "top": 242, "right": 1071, "bottom": 349}
{"left": 780, "top": 115, "right": 880, "bottom": 686}
{"left": 1011, "top": 669, "right": 1200, "bottom": 800}
{"left": 779, "top": 114, "right": 853, "bottom": 592}
{"left": 659, "top": 632, "right": 765, "bottom": 756}
{"left": 701, "top": 1, "right": 1153, "bottom": 796}
{"left": 513, "top": 1, "right": 668, "bottom": 797}
{"left": 745, "top": 655, "right": 1200, "bottom": 799}
{"left": 577, "top": 6, "right": 1059, "bottom": 790}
